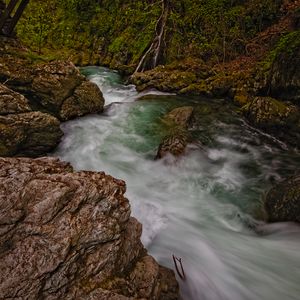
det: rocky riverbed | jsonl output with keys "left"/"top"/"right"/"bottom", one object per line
{"left": 0, "top": 37, "right": 178, "bottom": 300}
{"left": 0, "top": 35, "right": 299, "bottom": 300}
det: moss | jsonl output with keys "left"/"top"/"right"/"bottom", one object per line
{"left": 260, "top": 30, "right": 300, "bottom": 72}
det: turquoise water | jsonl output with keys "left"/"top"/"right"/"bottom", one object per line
{"left": 54, "top": 67, "right": 300, "bottom": 300}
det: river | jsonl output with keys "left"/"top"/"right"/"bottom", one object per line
{"left": 53, "top": 66, "right": 300, "bottom": 300}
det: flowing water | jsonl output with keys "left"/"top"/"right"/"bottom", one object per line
{"left": 53, "top": 67, "right": 300, "bottom": 300}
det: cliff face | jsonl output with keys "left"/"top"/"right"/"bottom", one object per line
{"left": 0, "top": 157, "right": 178, "bottom": 300}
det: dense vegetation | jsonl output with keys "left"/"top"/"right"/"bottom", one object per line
{"left": 16, "top": 0, "right": 295, "bottom": 71}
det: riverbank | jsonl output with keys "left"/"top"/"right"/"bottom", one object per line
{"left": 54, "top": 66, "right": 300, "bottom": 300}
{"left": 0, "top": 37, "right": 179, "bottom": 300}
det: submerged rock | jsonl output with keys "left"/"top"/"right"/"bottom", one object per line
{"left": 265, "top": 175, "right": 300, "bottom": 223}
{"left": 0, "top": 85, "right": 62, "bottom": 157}
{"left": 156, "top": 131, "right": 189, "bottom": 159}
{"left": 0, "top": 157, "right": 178, "bottom": 300}
{"left": 242, "top": 96, "right": 300, "bottom": 147}
{"left": 163, "top": 106, "right": 194, "bottom": 128}
{"left": 156, "top": 106, "right": 206, "bottom": 160}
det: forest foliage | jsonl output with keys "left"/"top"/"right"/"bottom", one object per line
{"left": 17, "top": 0, "right": 286, "bottom": 67}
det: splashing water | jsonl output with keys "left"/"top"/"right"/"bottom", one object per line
{"left": 54, "top": 67, "right": 300, "bottom": 300}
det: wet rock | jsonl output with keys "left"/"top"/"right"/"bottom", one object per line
{"left": 130, "top": 63, "right": 200, "bottom": 93}
{"left": 29, "top": 61, "right": 104, "bottom": 120}
{"left": 156, "top": 130, "right": 189, "bottom": 159}
{"left": 242, "top": 96, "right": 300, "bottom": 147}
{"left": 265, "top": 175, "right": 300, "bottom": 223}
{"left": 163, "top": 106, "right": 194, "bottom": 128}
{"left": 0, "top": 157, "right": 178, "bottom": 300}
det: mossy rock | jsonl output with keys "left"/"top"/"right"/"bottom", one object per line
{"left": 156, "top": 128, "right": 190, "bottom": 159}
{"left": 179, "top": 80, "right": 212, "bottom": 96}
{"left": 242, "top": 96, "right": 300, "bottom": 147}
{"left": 242, "top": 96, "right": 299, "bottom": 128}
{"left": 234, "top": 90, "right": 252, "bottom": 106}
{"left": 265, "top": 175, "right": 300, "bottom": 223}
{"left": 162, "top": 106, "right": 194, "bottom": 128}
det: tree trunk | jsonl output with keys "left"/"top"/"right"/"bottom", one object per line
{"left": 0, "top": 0, "right": 29, "bottom": 36}
{"left": 0, "top": 0, "right": 19, "bottom": 33}
{"left": 6, "top": 0, "right": 29, "bottom": 36}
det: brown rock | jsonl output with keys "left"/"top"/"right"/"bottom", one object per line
{"left": 156, "top": 131, "right": 189, "bottom": 159}
{"left": 163, "top": 106, "right": 194, "bottom": 128}
{"left": 0, "top": 157, "right": 179, "bottom": 300}
{"left": 60, "top": 81, "right": 104, "bottom": 120}
{"left": 0, "top": 83, "right": 31, "bottom": 115}
{"left": 0, "top": 40, "right": 105, "bottom": 120}
{"left": 0, "top": 111, "right": 63, "bottom": 157}
{"left": 31, "top": 60, "right": 84, "bottom": 113}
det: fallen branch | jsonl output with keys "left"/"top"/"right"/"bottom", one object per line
{"left": 172, "top": 254, "right": 186, "bottom": 280}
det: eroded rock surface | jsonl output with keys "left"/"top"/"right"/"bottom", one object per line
{"left": 0, "top": 85, "right": 63, "bottom": 157}
{"left": 265, "top": 174, "right": 300, "bottom": 223}
{"left": 0, "top": 157, "right": 178, "bottom": 300}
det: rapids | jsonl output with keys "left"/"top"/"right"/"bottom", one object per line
{"left": 53, "top": 66, "right": 300, "bottom": 300}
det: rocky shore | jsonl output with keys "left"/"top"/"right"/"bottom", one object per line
{"left": 0, "top": 37, "right": 179, "bottom": 300}
{"left": 0, "top": 157, "right": 178, "bottom": 299}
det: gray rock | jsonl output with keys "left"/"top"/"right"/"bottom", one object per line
{"left": 0, "top": 157, "right": 179, "bottom": 300}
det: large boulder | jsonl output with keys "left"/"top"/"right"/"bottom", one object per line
{"left": 0, "top": 157, "right": 178, "bottom": 300}
{"left": 11, "top": 60, "right": 105, "bottom": 121}
{"left": 265, "top": 175, "right": 300, "bottom": 223}
{"left": 242, "top": 96, "right": 300, "bottom": 147}
{"left": 0, "top": 38, "right": 105, "bottom": 121}
{"left": 0, "top": 84, "right": 62, "bottom": 157}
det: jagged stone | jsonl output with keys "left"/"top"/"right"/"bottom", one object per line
{"left": 60, "top": 80, "right": 104, "bottom": 121}
{"left": 156, "top": 131, "right": 189, "bottom": 159}
{"left": 0, "top": 157, "right": 179, "bottom": 300}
